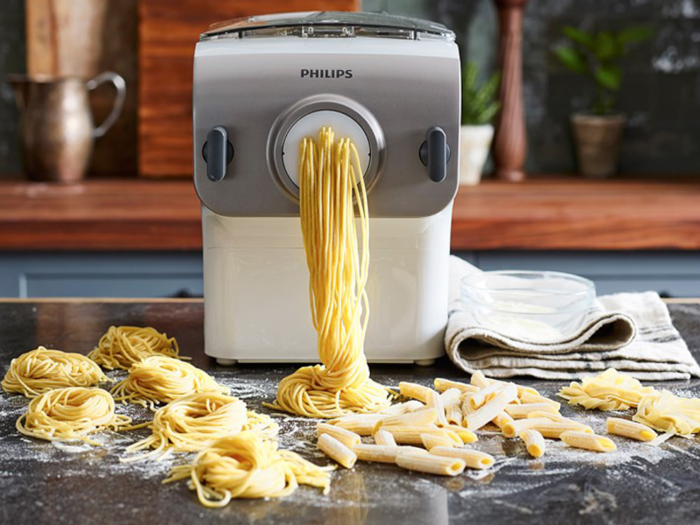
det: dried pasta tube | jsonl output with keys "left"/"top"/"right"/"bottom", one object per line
{"left": 383, "top": 426, "right": 462, "bottom": 446}
{"left": 527, "top": 411, "right": 577, "bottom": 423}
{"left": 531, "top": 422, "right": 594, "bottom": 440}
{"left": 470, "top": 371, "right": 539, "bottom": 398}
{"left": 429, "top": 446, "right": 495, "bottom": 470}
{"left": 561, "top": 431, "right": 616, "bottom": 452}
{"left": 374, "top": 408, "right": 438, "bottom": 430}
{"left": 470, "top": 371, "right": 491, "bottom": 389}
{"left": 442, "top": 425, "right": 477, "bottom": 444}
{"left": 606, "top": 417, "right": 658, "bottom": 442}
{"left": 373, "top": 429, "right": 397, "bottom": 447}
{"left": 440, "top": 388, "right": 462, "bottom": 405}
{"left": 465, "top": 384, "right": 518, "bottom": 431}
{"left": 317, "top": 433, "right": 357, "bottom": 468}
{"left": 316, "top": 423, "right": 361, "bottom": 449}
{"left": 330, "top": 414, "right": 384, "bottom": 436}
{"left": 492, "top": 412, "right": 514, "bottom": 431}
{"left": 421, "top": 433, "right": 454, "bottom": 451}
{"left": 469, "top": 382, "right": 506, "bottom": 410}
{"left": 519, "top": 429, "right": 546, "bottom": 458}
{"left": 519, "top": 392, "right": 561, "bottom": 409}
{"left": 354, "top": 444, "right": 400, "bottom": 464}
{"left": 502, "top": 417, "right": 555, "bottom": 438}
{"left": 396, "top": 450, "right": 465, "bottom": 476}
{"left": 505, "top": 403, "right": 559, "bottom": 419}
{"left": 434, "top": 378, "right": 479, "bottom": 394}
{"left": 445, "top": 403, "right": 463, "bottom": 426}
{"left": 379, "top": 400, "right": 424, "bottom": 416}
{"left": 426, "top": 390, "right": 449, "bottom": 427}
{"left": 399, "top": 382, "right": 434, "bottom": 403}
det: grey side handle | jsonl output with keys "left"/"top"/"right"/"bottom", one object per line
{"left": 419, "top": 126, "right": 451, "bottom": 183}
{"left": 87, "top": 71, "right": 127, "bottom": 138}
{"left": 203, "top": 126, "right": 233, "bottom": 182}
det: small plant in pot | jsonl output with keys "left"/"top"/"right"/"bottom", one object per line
{"left": 554, "top": 25, "right": 652, "bottom": 178}
{"left": 459, "top": 62, "right": 500, "bottom": 186}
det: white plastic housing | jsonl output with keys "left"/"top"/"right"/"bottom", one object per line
{"left": 202, "top": 205, "right": 452, "bottom": 364}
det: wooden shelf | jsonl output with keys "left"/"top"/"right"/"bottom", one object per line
{"left": 0, "top": 177, "right": 698, "bottom": 251}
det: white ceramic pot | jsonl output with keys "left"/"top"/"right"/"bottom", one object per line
{"left": 459, "top": 124, "right": 494, "bottom": 186}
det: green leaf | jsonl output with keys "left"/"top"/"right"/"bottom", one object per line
{"left": 553, "top": 45, "right": 588, "bottom": 74}
{"left": 562, "top": 26, "right": 595, "bottom": 50}
{"left": 472, "top": 102, "right": 500, "bottom": 125}
{"left": 617, "top": 25, "right": 653, "bottom": 46}
{"left": 594, "top": 31, "right": 620, "bottom": 61}
{"left": 595, "top": 65, "right": 621, "bottom": 91}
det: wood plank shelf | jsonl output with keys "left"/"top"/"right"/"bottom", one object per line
{"left": 0, "top": 177, "right": 698, "bottom": 251}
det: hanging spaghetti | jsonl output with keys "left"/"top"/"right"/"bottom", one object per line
{"left": 163, "top": 431, "right": 331, "bottom": 507}
{"left": 2, "top": 347, "right": 109, "bottom": 398}
{"left": 88, "top": 326, "right": 185, "bottom": 370}
{"left": 268, "top": 127, "right": 390, "bottom": 418}
{"left": 16, "top": 387, "right": 131, "bottom": 445}
{"left": 122, "top": 391, "right": 278, "bottom": 462}
{"left": 111, "top": 355, "right": 229, "bottom": 409}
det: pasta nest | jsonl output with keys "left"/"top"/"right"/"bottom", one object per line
{"left": 123, "top": 392, "right": 279, "bottom": 462}
{"left": 634, "top": 390, "right": 700, "bottom": 435}
{"left": 2, "top": 347, "right": 109, "bottom": 398}
{"left": 88, "top": 326, "right": 184, "bottom": 370}
{"left": 111, "top": 355, "right": 228, "bottom": 408}
{"left": 16, "top": 387, "right": 131, "bottom": 445}
{"left": 558, "top": 368, "right": 655, "bottom": 411}
{"left": 163, "top": 431, "right": 331, "bottom": 507}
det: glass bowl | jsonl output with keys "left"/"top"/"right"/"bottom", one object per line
{"left": 460, "top": 270, "right": 596, "bottom": 343}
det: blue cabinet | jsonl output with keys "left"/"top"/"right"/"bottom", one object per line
{"left": 0, "top": 250, "right": 698, "bottom": 298}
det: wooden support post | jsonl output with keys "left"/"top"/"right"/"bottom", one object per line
{"left": 492, "top": 0, "right": 528, "bottom": 182}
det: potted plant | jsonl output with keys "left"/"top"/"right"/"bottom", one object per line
{"left": 459, "top": 62, "right": 500, "bottom": 186}
{"left": 554, "top": 25, "right": 652, "bottom": 178}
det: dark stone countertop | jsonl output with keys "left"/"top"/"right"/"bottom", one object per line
{"left": 0, "top": 300, "right": 699, "bottom": 525}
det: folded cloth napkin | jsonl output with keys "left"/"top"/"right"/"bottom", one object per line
{"left": 445, "top": 256, "right": 700, "bottom": 381}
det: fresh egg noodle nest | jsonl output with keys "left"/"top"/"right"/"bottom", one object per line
{"left": 163, "top": 431, "right": 331, "bottom": 507}
{"left": 111, "top": 355, "right": 228, "bottom": 408}
{"left": 88, "top": 325, "right": 184, "bottom": 370}
{"left": 122, "top": 392, "right": 279, "bottom": 462}
{"left": 16, "top": 386, "right": 131, "bottom": 445}
{"left": 2, "top": 346, "right": 109, "bottom": 398}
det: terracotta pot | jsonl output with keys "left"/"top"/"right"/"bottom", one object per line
{"left": 571, "top": 113, "right": 626, "bottom": 179}
{"left": 459, "top": 124, "right": 494, "bottom": 186}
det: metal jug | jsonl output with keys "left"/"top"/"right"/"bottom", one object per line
{"left": 9, "top": 72, "right": 126, "bottom": 183}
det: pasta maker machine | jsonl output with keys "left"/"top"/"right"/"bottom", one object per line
{"left": 193, "top": 12, "right": 460, "bottom": 365}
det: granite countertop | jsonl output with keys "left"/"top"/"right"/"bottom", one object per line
{"left": 0, "top": 300, "right": 699, "bottom": 525}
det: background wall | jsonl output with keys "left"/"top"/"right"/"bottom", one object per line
{"left": 366, "top": 0, "right": 700, "bottom": 175}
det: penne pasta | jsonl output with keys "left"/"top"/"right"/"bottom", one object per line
{"left": 471, "top": 371, "right": 539, "bottom": 398}
{"left": 421, "top": 433, "right": 454, "bottom": 451}
{"left": 434, "top": 378, "right": 480, "bottom": 394}
{"left": 445, "top": 402, "right": 463, "bottom": 426}
{"left": 519, "top": 392, "right": 561, "bottom": 410}
{"left": 465, "top": 383, "right": 519, "bottom": 431}
{"left": 519, "top": 429, "right": 546, "bottom": 458}
{"left": 469, "top": 382, "right": 505, "bottom": 410}
{"left": 375, "top": 408, "right": 438, "bottom": 430}
{"left": 560, "top": 431, "right": 616, "bottom": 452}
{"left": 505, "top": 403, "right": 559, "bottom": 419}
{"left": 396, "top": 450, "right": 465, "bottom": 476}
{"left": 502, "top": 417, "right": 553, "bottom": 438}
{"left": 382, "top": 426, "right": 462, "bottom": 446}
{"left": 492, "top": 412, "right": 514, "bottom": 431}
{"left": 470, "top": 371, "right": 491, "bottom": 389}
{"left": 399, "top": 382, "right": 434, "bottom": 403}
{"left": 373, "top": 428, "right": 397, "bottom": 447}
{"left": 528, "top": 421, "right": 594, "bottom": 440}
{"left": 526, "top": 411, "right": 577, "bottom": 424}
{"left": 379, "top": 400, "right": 425, "bottom": 416}
{"left": 317, "top": 433, "right": 357, "bottom": 468}
{"left": 353, "top": 444, "right": 426, "bottom": 464}
{"left": 429, "top": 446, "right": 495, "bottom": 470}
{"left": 425, "top": 389, "right": 449, "bottom": 427}
{"left": 316, "top": 423, "right": 361, "bottom": 449}
{"left": 330, "top": 414, "right": 385, "bottom": 436}
{"left": 443, "top": 425, "right": 478, "bottom": 444}
{"left": 606, "top": 417, "right": 658, "bottom": 442}
{"left": 440, "top": 388, "right": 462, "bottom": 405}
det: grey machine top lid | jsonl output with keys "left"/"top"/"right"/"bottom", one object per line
{"left": 200, "top": 11, "right": 455, "bottom": 42}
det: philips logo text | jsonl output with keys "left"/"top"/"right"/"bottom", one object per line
{"left": 300, "top": 69, "right": 353, "bottom": 79}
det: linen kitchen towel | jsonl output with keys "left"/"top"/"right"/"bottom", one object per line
{"left": 446, "top": 256, "right": 700, "bottom": 381}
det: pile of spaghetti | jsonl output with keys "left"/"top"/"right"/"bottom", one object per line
{"left": 269, "top": 127, "right": 390, "bottom": 418}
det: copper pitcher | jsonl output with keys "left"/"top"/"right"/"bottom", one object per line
{"left": 9, "top": 72, "right": 126, "bottom": 183}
